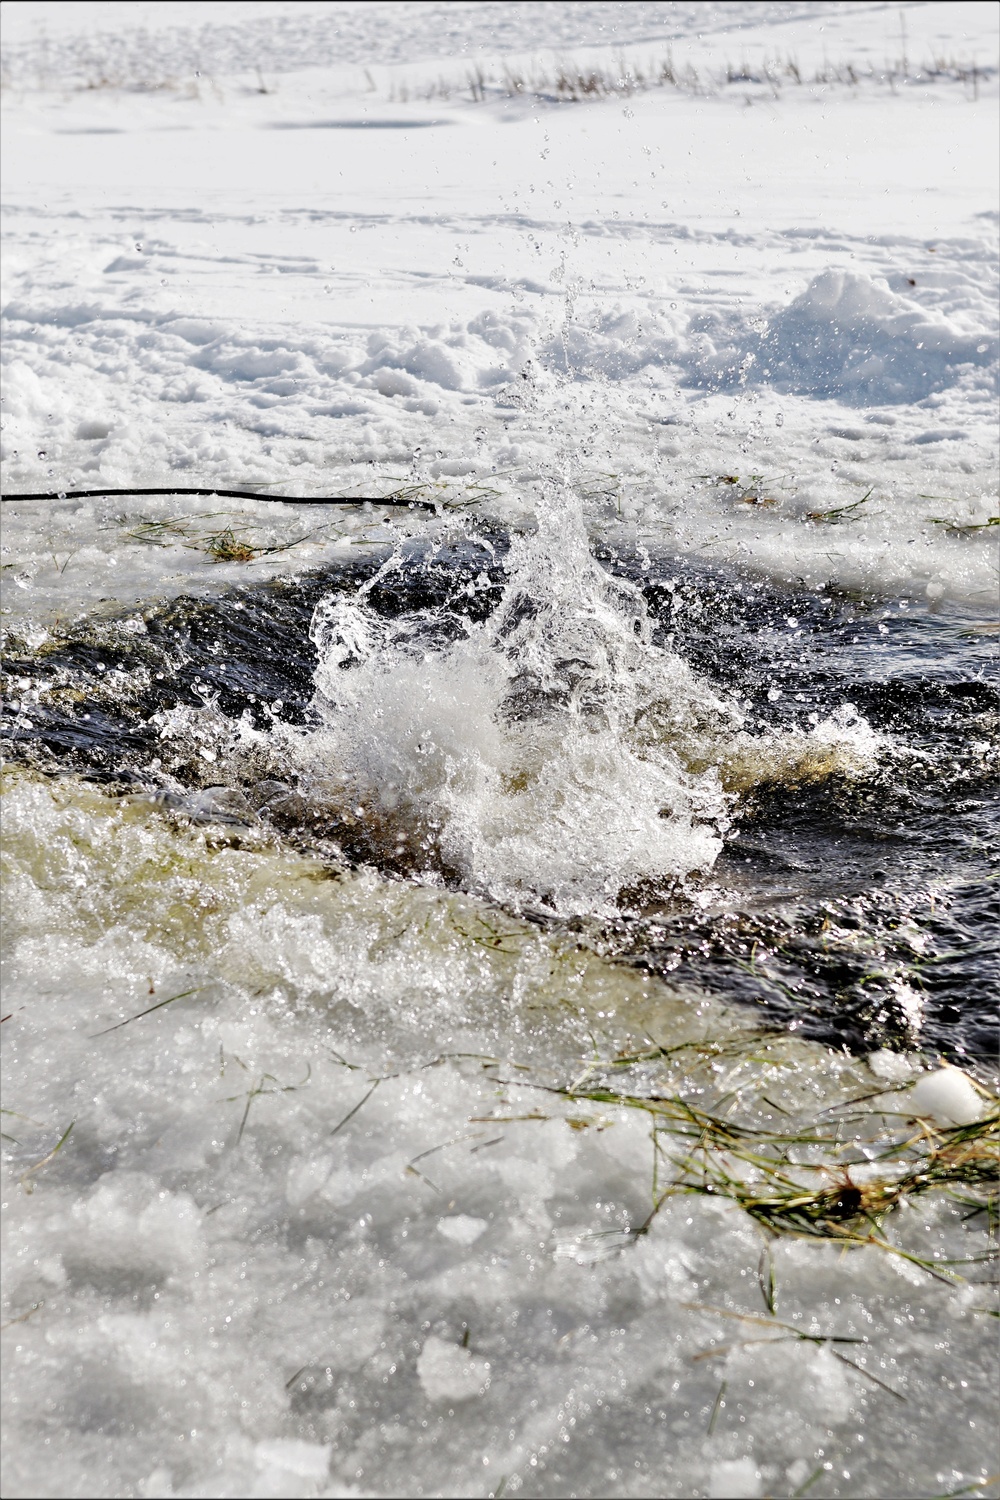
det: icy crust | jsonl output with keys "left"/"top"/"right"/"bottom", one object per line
{"left": 2, "top": 253, "right": 996, "bottom": 627}
{"left": 1, "top": 770, "right": 996, "bottom": 1500}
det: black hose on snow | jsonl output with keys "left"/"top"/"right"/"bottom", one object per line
{"left": 0, "top": 486, "right": 439, "bottom": 508}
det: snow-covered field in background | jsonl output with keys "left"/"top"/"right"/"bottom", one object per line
{"left": 2, "top": 0, "right": 998, "bottom": 624}
{"left": 1, "top": 4, "right": 998, "bottom": 1499}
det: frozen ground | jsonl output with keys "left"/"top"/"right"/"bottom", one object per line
{"left": 1, "top": 3, "right": 999, "bottom": 1499}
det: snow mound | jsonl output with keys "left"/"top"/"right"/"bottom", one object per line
{"left": 417, "top": 1336, "right": 491, "bottom": 1403}
{"left": 694, "top": 270, "right": 998, "bottom": 403}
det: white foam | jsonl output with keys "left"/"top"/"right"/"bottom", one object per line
{"left": 304, "top": 491, "right": 736, "bottom": 915}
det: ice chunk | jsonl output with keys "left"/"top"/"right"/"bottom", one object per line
{"left": 416, "top": 1336, "right": 491, "bottom": 1402}
{"left": 909, "top": 1067, "right": 984, "bottom": 1127}
{"left": 437, "top": 1214, "right": 488, "bottom": 1245}
{"left": 254, "top": 1439, "right": 332, "bottom": 1482}
{"left": 707, "top": 1458, "right": 762, "bottom": 1498}
{"left": 868, "top": 1049, "right": 915, "bottom": 1084}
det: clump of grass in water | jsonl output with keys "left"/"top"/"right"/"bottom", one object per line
{"left": 483, "top": 1057, "right": 998, "bottom": 1270}
{"left": 203, "top": 526, "right": 260, "bottom": 564}
{"left": 664, "top": 1108, "right": 999, "bottom": 1249}
{"left": 806, "top": 486, "right": 875, "bottom": 524}
{"left": 120, "top": 513, "right": 326, "bottom": 562}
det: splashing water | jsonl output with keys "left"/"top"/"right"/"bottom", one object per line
{"left": 303, "top": 492, "right": 738, "bottom": 916}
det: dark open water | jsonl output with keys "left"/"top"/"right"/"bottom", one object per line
{"left": 3, "top": 530, "right": 997, "bottom": 1062}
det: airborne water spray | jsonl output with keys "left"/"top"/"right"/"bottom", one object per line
{"left": 303, "top": 487, "right": 737, "bottom": 916}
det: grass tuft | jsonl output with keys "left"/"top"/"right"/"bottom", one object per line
{"left": 481, "top": 1065, "right": 999, "bottom": 1264}
{"left": 18, "top": 1120, "right": 75, "bottom": 1193}
{"left": 806, "top": 487, "right": 875, "bottom": 524}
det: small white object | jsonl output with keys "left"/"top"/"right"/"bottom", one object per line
{"left": 138, "top": 1470, "right": 174, "bottom": 1500}
{"left": 254, "top": 1440, "right": 332, "bottom": 1482}
{"left": 868, "top": 1049, "right": 915, "bottom": 1084}
{"left": 707, "top": 1458, "right": 762, "bottom": 1498}
{"left": 909, "top": 1067, "right": 984, "bottom": 1127}
{"left": 437, "top": 1214, "right": 488, "bottom": 1246}
{"left": 417, "top": 1336, "right": 491, "bottom": 1403}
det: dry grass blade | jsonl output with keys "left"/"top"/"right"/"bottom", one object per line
{"left": 830, "top": 1347, "right": 906, "bottom": 1400}
{"left": 484, "top": 1070, "right": 998, "bottom": 1260}
{"left": 92, "top": 985, "right": 204, "bottom": 1036}
{"left": 224, "top": 1064, "right": 312, "bottom": 1146}
{"left": 807, "top": 486, "right": 875, "bottom": 523}
{"left": 679, "top": 1301, "right": 864, "bottom": 1344}
{"left": 1, "top": 1300, "right": 45, "bottom": 1331}
{"left": 18, "top": 1121, "right": 74, "bottom": 1193}
{"left": 759, "top": 1245, "right": 777, "bottom": 1314}
{"left": 329, "top": 1078, "right": 380, "bottom": 1139}
{"left": 707, "top": 1379, "right": 727, "bottom": 1435}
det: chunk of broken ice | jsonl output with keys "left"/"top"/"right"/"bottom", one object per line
{"left": 909, "top": 1066, "right": 984, "bottom": 1127}
{"left": 437, "top": 1214, "right": 488, "bottom": 1246}
{"left": 416, "top": 1336, "right": 491, "bottom": 1403}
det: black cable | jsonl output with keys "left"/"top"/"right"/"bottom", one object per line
{"left": 0, "top": 486, "right": 439, "bottom": 508}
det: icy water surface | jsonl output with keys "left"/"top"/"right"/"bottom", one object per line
{"left": 1, "top": 502, "right": 998, "bottom": 1500}
{"left": 5, "top": 507, "right": 997, "bottom": 1057}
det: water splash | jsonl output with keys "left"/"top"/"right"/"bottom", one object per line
{"left": 303, "top": 491, "right": 737, "bottom": 916}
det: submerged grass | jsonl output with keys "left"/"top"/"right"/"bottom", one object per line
{"left": 482, "top": 1063, "right": 999, "bottom": 1267}
{"left": 119, "top": 512, "right": 329, "bottom": 563}
{"left": 17, "top": 1120, "right": 75, "bottom": 1194}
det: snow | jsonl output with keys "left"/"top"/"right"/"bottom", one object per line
{"left": 437, "top": 1213, "right": 489, "bottom": 1245}
{"left": 1, "top": 756, "right": 996, "bottom": 1496}
{"left": 706, "top": 1458, "right": 763, "bottom": 1499}
{"left": 2, "top": 1, "right": 998, "bottom": 626}
{"left": 2, "top": 4, "right": 999, "bottom": 1498}
{"left": 416, "top": 1336, "right": 492, "bottom": 1403}
{"left": 909, "top": 1065, "right": 986, "bottom": 1126}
